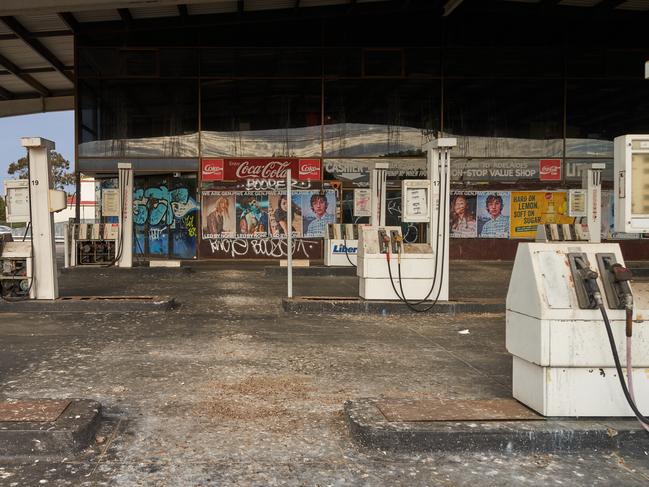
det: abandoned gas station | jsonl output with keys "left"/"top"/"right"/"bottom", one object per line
{"left": 1, "top": 1, "right": 649, "bottom": 484}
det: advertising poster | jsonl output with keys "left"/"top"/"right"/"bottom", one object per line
{"left": 449, "top": 192, "right": 478, "bottom": 238}
{"left": 202, "top": 191, "right": 236, "bottom": 238}
{"left": 477, "top": 192, "right": 511, "bottom": 238}
{"left": 236, "top": 192, "right": 269, "bottom": 238}
{"left": 509, "top": 192, "right": 574, "bottom": 239}
{"left": 302, "top": 190, "right": 337, "bottom": 237}
{"left": 268, "top": 193, "right": 303, "bottom": 237}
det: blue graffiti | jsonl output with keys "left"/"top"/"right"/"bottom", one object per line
{"left": 133, "top": 186, "right": 198, "bottom": 226}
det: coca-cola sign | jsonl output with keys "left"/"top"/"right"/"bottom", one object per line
{"left": 205, "top": 158, "right": 322, "bottom": 181}
{"left": 539, "top": 159, "right": 561, "bottom": 181}
{"left": 298, "top": 159, "right": 320, "bottom": 180}
{"left": 202, "top": 159, "right": 224, "bottom": 181}
{"left": 235, "top": 160, "right": 291, "bottom": 179}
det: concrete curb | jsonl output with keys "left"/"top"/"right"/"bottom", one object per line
{"left": 345, "top": 399, "right": 649, "bottom": 454}
{"left": 265, "top": 266, "right": 356, "bottom": 277}
{"left": 0, "top": 296, "right": 178, "bottom": 312}
{"left": 0, "top": 399, "right": 102, "bottom": 456}
{"left": 283, "top": 297, "right": 504, "bottom": 314}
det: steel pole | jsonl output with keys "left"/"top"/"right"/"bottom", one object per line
{"left": 287, "top": 169, "right": 293, "bottom": 298}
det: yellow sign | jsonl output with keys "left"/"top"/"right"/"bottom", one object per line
{"left": 510, "top": 192, "right": 574, "bottom": 239}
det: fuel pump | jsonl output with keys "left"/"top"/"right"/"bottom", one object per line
{"left": 66, "top": 162, "right": 133, "bottom": 268}
{"left": 356, "top": 137, "right": 456, "bottom": 309}
{"left": 1, "top": 138, "right": 66, "bottom": 300}
{"left": 506, "top": 134, "right": 649, "bottom": 423}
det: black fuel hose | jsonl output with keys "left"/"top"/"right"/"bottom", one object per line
{"left": 599, "top": 303, "right": 649, "bottom": 428}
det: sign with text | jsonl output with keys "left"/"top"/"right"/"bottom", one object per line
{"left": 201, "top": 158, "right": 224, "bottom": 181}
{"left": 539, "top": 159, "right": 561, "bottom": 181}
{"left": 203, "top": 158, "right": 321, "bottom": 182}
{"left": 510, "top": 192, "right": 574, "bottom": 239}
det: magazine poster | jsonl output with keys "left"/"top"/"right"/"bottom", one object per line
{"left": 301, "top": 190, "right": 337, "bottom": 237}
{"left": 202, "top": 191, "right": 237, "bottom": 239}
{"left": 236, "top": 192, "right": 269, "bottom": 238}
{"left": 477, "top": 192, "right": 511, "bottom": 239}
{"left": 268, "top": 193, "right": 304, "bottom": 237}
{"left": 449, "top": 192, "right": 478, "bottom": 238}
{"left": 509, "top": 192, "right": 573, "bottom": 239}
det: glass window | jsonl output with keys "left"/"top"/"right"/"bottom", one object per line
{"left": 160, "top": 49, "right": 199, "bottom": 77}
{"left": 324, "top": 48, "right": 362, "bottom": 78}
{"left": 363, "top": 49, "right": 404, "bottom": 77}
{"left": 444, "top": 79, "right": 563, "bottom": 158}
{"left": 444, "top": 47, "right": 562, "bottom": 78}
{"left": 566, "top": 80, "right": 649, "bottom": 158}
{"left": 201, "top": 79, "right": 322, "bottom": 157}
{"left": 324, "top": 79, "right": 440, "bottom": 157}
{"left": 201, "top": 48, "right": 321, "bottom": 77}
{"left": 78, "top": 79, "right": 199, "bottom": 157}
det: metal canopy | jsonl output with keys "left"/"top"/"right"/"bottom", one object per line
{"left": 0, "top": 0, "right": 646, "bottom": 117}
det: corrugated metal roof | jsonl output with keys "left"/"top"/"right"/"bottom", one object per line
{"left": 188, "top": 1, "right": 238, "bottom": 15}
{"left": 617, "top": 0, "right": 649, "bottom": 10}
{"left": 39, "top": 37, "right": 74, "bottom": 66}
{"left": 0, "top": 39, "right": 50, "bottom": 69}
{"left": 558, "top": 0, "right": 601, "bottom": 6}
{"left": 300, "top": 0, "right": 349, "bottom": 7}
{"left": 130, "top": 5, "right": 181, "bottom": 19}
{"left": 0, "top": 75, "right": 40, "bottom": 94}
{"left": 0, "top": 21, "right": 13, "bottom": 35}
{"left": 29, "top": 71, "right": 73, "bottom": 91}
{"left": 73, "top": 10, "right": 122, "bottom": 23}
{"left": 12, "top": 13, "right": 68, "bottom": 32}
{"left": 246, "top": 0, "right": 295, "bottom": 11}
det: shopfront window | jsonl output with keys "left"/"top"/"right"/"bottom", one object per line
{"left": 78, "top": 79, "right": 199, "bottom": 158}
{"left": 200, "top": 79, "right": 322, "bottom": 157}
{"left": 444, "top": 79, "right": 563, "bottom": 158}
{"left": 323, "top": 79, "right": 440, "bottom": 157}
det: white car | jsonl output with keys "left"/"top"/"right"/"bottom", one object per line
{"left": 0, "top": 225, "right": 12, "bottom": 236}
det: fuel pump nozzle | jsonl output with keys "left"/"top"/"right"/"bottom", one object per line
{"left": 611, "top": 263, "right": 634, "bottom": 337}
{"left": 572, "top": 255, "right": 603, "bottom": 307}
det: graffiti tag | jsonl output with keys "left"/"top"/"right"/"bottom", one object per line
{"left": 207, "top": 238, "right": 318, "bottom": 258}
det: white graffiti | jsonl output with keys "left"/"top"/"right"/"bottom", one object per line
{"left": 207, "top": 237, "right": 318, "bottom": 258}
{"left": 149, "top": 227, "right": 166, "bottom": 240}
{"left": 244, "top": 178, "right": 313, "bottom": 191}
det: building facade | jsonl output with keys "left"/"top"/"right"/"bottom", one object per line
{"left": 71, "top": 1, "right": 649, "bottom": 260}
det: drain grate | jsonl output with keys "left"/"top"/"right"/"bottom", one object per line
{"left": 0, "top": 400, "right": 71, "bottom": 422}
{"left": 59, "top": 295, "right": 156, "bottom": 301}
{"left": 377, "top": 399, "right": 543, "bottom": 422}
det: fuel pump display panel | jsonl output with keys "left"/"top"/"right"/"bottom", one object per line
{"left": 614, "top": 134, "right": 649, "bottom": 232}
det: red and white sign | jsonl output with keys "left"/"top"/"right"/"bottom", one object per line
{"left": 202, "top": 158, "right": 321, "bottom": 181}
{"left": 298, "top": 159, "right": 321, "bottom": 180}
{"left": 539, "top": 159, "right": 561, "bottom": 181}
{"left": 201, "top": 159, "right": 224, "bottom": 181}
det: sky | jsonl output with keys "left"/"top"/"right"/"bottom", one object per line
{"left": 0, "top": 110, "right": 75, "bottom": 182}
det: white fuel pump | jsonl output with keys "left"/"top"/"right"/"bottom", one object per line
{"left": 506, "top": 134, "right": 649, "bottom": 425}
{"left": 0, "top": 138, "right": 66, "bottom": 300}
{"left": 65, "top": 162, "right": 133, "bottom": 268}
{"left": 356, "top": 137, "right": 456, "bottom": 308}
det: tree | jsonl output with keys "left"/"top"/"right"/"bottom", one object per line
{"left": 0, "top": 196, "right": 5, "bottom": 223}
{"left": 7, "top": 151, "right": 75, "bottom": 190}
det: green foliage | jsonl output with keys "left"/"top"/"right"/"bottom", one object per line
{"left": 7, "top": 151, "right": 75, "bottom": 190}
{"left": 0, "top": 196, "right": 5, "bottom": 223}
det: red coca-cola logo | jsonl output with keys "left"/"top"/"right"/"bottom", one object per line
{"left": 298, "top": 159, "right": 320, "bottom": 180}
{"left": 202, "top": 159, "right": 224, "bottom": 181}
{"left": 539, "top": 159, "right": 561, "bottom": 181}
{"left": 235, "top": 160, "right": 292, "bottom": 179}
